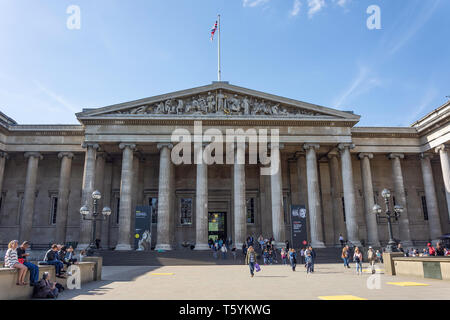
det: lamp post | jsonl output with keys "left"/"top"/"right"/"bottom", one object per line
{"left": 372, "top": 188, "right": 403, "bottom": 253}
{"left": 80, "top": 190, "right": 111, "bottom": 255}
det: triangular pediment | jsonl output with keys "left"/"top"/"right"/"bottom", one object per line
{"left": 76, "top": 82, "right": 360, "bottom": 122}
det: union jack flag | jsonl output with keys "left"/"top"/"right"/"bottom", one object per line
{"left": 210, "top": 20, "right": 218, "bottom": 41}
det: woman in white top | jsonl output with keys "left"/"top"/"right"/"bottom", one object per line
{"left": 4, "top": 240, "right": 28, "bottom": 285}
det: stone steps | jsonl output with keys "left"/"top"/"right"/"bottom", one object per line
{"left": 98, "top": 247, "right": 343, "bottom": 266}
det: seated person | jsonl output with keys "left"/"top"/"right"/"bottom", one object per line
{"left": 63, "top": 246, "right": 78, "bottom": 266}
{"left": 33, "top": 272, "right": 59, "bottom": 299}
{"left": 44, "top": 244, "right": 65, "bottom": 278}
{"left": 17, "top": 241, "right": 39, "bottom": 286}
{"left": 4, "top": 240, "right": 28, "bottom": 286}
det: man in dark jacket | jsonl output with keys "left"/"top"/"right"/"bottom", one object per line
{"left": 33, "top": 272, "right": 59, "bottom": 299}
{"left": 17, "top": 241, "right": 39, "bottom": 286}
{"left": 44, "top": 244, "right": 65, "bottom": 278}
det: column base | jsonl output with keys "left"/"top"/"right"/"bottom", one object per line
{"left": 310, "top": 240, "right": 326, "bottom": 248}
{"left": 194, "top": 243, "right": 211, "bottom": 251}
{"left": 115, "top": 243, "right": 132, "bottom": 251}
{"left": 155, "top": 244, "right": 173, "bottom": 251}
{"left": 75, "top": 243, "right": 90, "bottom": 251}
{"left": 348, "top": 240, "right": 362, "bottom": 247}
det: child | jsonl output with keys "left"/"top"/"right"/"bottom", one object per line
{"left": 305, "top": 252, "right": 313, "bottom": 274}
{"left": 281, "top": 248, "right": 287, "bottom": 265}
{"left": 263, "top": 249, "right": 269, "bottom": 265}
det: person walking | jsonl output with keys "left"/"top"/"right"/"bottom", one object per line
{"left": 281, "top": 248, "right": 287, "bottom": 265}
{"left": 17, "top": 241, "right": 39, "bottom": 286}
{"left": 300, "top": 247, "right": 305, "bottom": 265}
{"left": 4, "top": 240, "right": 28, "bottom": 286}
{"left": 231, "top": 245, "right": 237, "bottom": 261}
{"left": 305, "top": 251, "right": 313, "bottom": 274}
{"left": 342, "top": 245, "right": 350, "bottom": 269}
{"left": 308, "top": 246, "right": 316, "bottom": 272}
{"left": 353, "top": 247, "right": 363, "bottom": 275}
{"left": 245, "top": 246, "right": 258, "bottom": 278}
{"left": 221, "top": 244, "right": 227, "bottom": 259}
{"left": 367, "top": 246, "right": 376, "bottom": 274}
{"left": 288, "top": 248, "right": 297, "bottom": 272}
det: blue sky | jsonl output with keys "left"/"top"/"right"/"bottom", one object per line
{"left": 0, "top": 0, "right": 449, "bottom": 126}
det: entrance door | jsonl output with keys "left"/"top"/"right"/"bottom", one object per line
{"left": 208, "top": 212, "right": 227, "bottom": 242}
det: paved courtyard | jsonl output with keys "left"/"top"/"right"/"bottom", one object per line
{"left": 59, "top": 263, "right": 450, "bottom": 300}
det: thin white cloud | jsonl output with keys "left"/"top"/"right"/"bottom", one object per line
{"left": 405, "top": 85, "right": 438, "bottom": 126}
{"left": 334, "top": 0, "right": 349, "bottom": 7}
{"left": 290, "top": 0, "right": 302, "bottom": 17}
{"left": 33, "top": 80, "right": 79, "bottom": 113}
{"left": 243, "top": 0, "right": 270, "bottom": 8}
{"left": 388, "top": 0, "right": 441, "bottom": 55}
{"left": 307, "top": 0, "right": 326, "bottom": 18}
{"left": 334, "top": 66, "right": 382, "bottom": 109}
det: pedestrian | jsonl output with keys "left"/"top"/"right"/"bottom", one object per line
{"left": 231, "top": 245, "right": 237, "bottom": 260}
{"left": 242, "top": 243, "right": 248, "bottom": 257}
{"left": 367, "top": 246, "right": 376, "bottom": 274}
{"left": 436, "top": 242, "right": 445, "bottom": 256}
{"left": 375, "top": 249, "right": 382, "bottom": 263}
{"left": 288, "top": 248, "right": 297, "bottom": 272}
{"left": 221, "top": 244, "right": 227, "bottom": 259}
{"left": 305, "top": 251, "right": 313, "bottom": 274}
{"left": 43, "top": 244, "right": 65, "bottom": 278}
{"left": 245, "top": 246, "right": 258, "bottom": 278}
{"left": 281, "top": 248, "right": 287, "bottom": 265}
{"left": 212, "top": 242, "right": 218, "bottom": 259}
{"left": 300, "top": 247, "right": 305, "bottom": 265}
{"left": 353, "top": 247, "right": 363, "bottom": 275}
{"left": 342, "top": 245, "right": 350, "bottom": 268}
{"left": 339, "top": 233, "right": 345, "bottom": 248}
{"left": 308, "top": 246, "right": 316, "bottom": 272}
{"left": 427, "top": 243, "right": 436, "bottom": 256}
{"left": 285, "top": 240, "right": 290, "bottom": 251}
{"left": 17, "top": 241, "right": 39, "bottom": 286}
{"left": 263, "top": 248, "right": 269, "bottom": 265}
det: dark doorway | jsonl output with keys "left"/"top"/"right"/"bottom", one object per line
{"left": 208, "top": 212, "right": 227, "bottom": 241}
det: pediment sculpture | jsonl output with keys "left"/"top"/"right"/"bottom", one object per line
{"left": 109, "top": 90, "right": 323, "bottom": 117}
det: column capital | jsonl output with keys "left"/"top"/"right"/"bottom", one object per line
{"left": 388, "top": 153, "right": 404, "bottom": 160}
{"left": 58, "top": 152, "right": 74, "bottom": 160}
{"left": 157, "top": 143, "right": 173, "bottom": 150}
{"left": 326, "top": 152, "right": 339, "bottom": 159}
{"left": 337, "top": 143, "right": 355, "bottom": 151}
{"left": 81, "top": 142, "right": 100, "bottom": 150}
{"left": 24, "top": 152, "right": 43, "bottom": 160}
{"left": 303, "top": 143, "right": 320, "bottom": 151}
{"left": 0, "top": 151, "right": 9, "bottom": 159}
{"left": 420, "top": 153, "right": 434, "bottom": 160}
{"left": 358, "top": 153, "right": 374, "bottom": 160}
{"left": 119, "top": 143, "right": 136, "bottom": 151}
{"left": 435, "top": 144, "right": 450, "bottom": 153}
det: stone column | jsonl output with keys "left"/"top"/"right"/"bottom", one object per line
{"left": 358, "top": 153, "right": 380, "bottom": 246}
{"left": 388, "top": 153, "right": 412, "bottom": 246}
{"left": 155, "top": 143, "right": 174, "bottom": 250}
{"left": 55, "top": 152, "right": 74, "bottom": 244}
{"left": 270, "top": 144, "right": 285, "bottom": 246}
{"left": 420, "top": 153, "right": 443, "bottom": 242}
{"left": 0, "top": 152, "right": 8, "bottom": 197}
{"left": 338, "top": 144, "right": 362, "bottom": 247}
{"left": 327, "top": 153, "right": 346, "bottom": 243}
{"left": 435, "top": 144, "right": 450, "bottom": 219}
{"left": 100, "top": 159, "right": 113, "bottom": 248}
{"left": 303, "top": 144, "right": 325, "bottom": 248}
{"left": 77, "top": 143, "right": 99, "bottom": 250}
{"left": 115, "top": 143, "right": 136, "bottom": 250}
{"left": 194, "top": 144, "right": 209, "bottom": 250}
{"left": 19, "top": 152, "right": 43, "bottom": 242}
{"left": 233, "top": 143, "right": 246, "bottom": 249}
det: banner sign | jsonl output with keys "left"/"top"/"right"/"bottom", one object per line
{"left": 291, "top": 205, "right": 308, "bottom": 249}
{"left": 134, "top": 205, "right": 152, "bottom": 251}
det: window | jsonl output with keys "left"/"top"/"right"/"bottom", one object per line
{"left": 180, "top": 198, "right": 192, "bottom": 225}
{"left": 148, "top": 197, "right": 158, "bottom": 224}
{"left": 115, "top": 197, "right": 120, "bottom": 225}
{"left": 50, "top": 196, "right": 58, "bottom": 225}
{"left": 246, "top": 198, "right": 255, "bottom": 224}
{"left": 341, "top": 197, "right": 346, "bottom": 222}
{"left": 421, "top": 196, "right": 428, "bottom": 221}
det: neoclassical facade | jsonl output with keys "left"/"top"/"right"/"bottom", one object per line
{"left": 0, "top": 82, "right": 448, "bottom": 249}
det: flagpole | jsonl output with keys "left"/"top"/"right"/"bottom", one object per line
{"left": 218, "top": 14, "right": 221, "bottom": 81}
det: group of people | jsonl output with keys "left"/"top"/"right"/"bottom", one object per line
{"left": 401, "top": 242, "right": 450, "bottom": 257}
{"left": 3, "top": 240, "right": 84, "bottom": 289}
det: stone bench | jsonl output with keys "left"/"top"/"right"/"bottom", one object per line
{"left": 387, "top": 256, "right": 450, "bottom": 280}
{"left": 0, "top": 256, "right": 102, "bottom": 300}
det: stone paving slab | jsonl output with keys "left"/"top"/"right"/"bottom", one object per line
{"left": 59, "top": 263, "right": 450, "bottom": 300}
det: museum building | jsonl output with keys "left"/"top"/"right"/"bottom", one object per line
{"left": 0, "top": 82, "right": 448, "bottom": 250}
